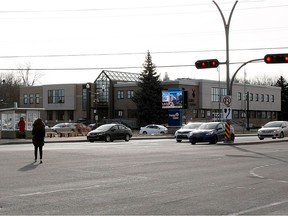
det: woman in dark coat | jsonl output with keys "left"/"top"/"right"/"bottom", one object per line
{"left": 32, "top": 118, "right": 46, "bottom": 164}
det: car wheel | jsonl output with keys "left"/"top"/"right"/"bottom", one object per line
{"left": 160, "top": 131, "right": 164, "bottom": 134}
{"left": 105, "top": 135, "right": 111, "bottom": 142}
{"left": 190, "top": 141, "right": 196, "bottom": 145}
{"left": 143, "top": 131, "right": 147, "bottom": 135}
{"left": 209, "top": 135, "right": 218, "bottom": 144}
{"left": 124, "top": 134, "right": 130, "bottom": 141}
{"left": 259, "top": 137, "right": 264, "bottom": 140}
{"left": 280, "top": 132, "right": 284, "bottom": 138}
{"left": 176, "top": 139, "right": 182, "bottom": 143}
{"left": 89, "top": 140, "right": 94, "bottom": 143}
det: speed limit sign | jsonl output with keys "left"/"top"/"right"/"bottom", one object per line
{"left": 223, "top": 95, "right": 232, "bottom": 106}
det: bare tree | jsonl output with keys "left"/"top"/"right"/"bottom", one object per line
{"left": 16, "top": 63, "right": 43, "bottom": 86}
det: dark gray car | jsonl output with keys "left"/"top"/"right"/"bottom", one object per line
{"left": 87, "top": 123, "right": 132, "bottom": 142}
{"left": 189, "top": 122, "right": 235, "bottom": 144}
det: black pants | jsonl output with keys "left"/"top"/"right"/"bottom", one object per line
{"left": 34, "top": 145, "right": 43, "bottom": 160}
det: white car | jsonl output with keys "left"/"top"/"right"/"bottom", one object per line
{"left": 258, "top": 121, "right": 288, "bottom": 140}
{"left": 174, "top": 122, "right": 203, "bottom": 142}
{"left": 139, "top": 124, "right": 168, "bottom": 135}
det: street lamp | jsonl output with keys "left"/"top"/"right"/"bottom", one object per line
{"left": 212, "top": 0, "right": 238, "bottom": 96}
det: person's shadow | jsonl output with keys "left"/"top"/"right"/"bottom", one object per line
{"left": 18, "top": 162, "right": 39, "bottom": 171}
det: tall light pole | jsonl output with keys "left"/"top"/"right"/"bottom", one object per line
{"left": 212, "top": 0, "right": 238, "bottom": 96}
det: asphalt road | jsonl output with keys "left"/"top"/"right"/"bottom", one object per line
{"left": 0, "top": 138, "right": 288, "bottom": 215}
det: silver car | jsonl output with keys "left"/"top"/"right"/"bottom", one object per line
{"left": 175, "top": 122, "right": 203, "bottom": 142}
{"left": 258, "top": 121, "right": 288, "bottom": 140}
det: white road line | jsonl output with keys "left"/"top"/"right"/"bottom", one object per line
{"left": 229, "top": 199, "right": 288, "bottom": 215}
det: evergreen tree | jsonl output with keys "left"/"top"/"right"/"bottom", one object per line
{"left": 275, "top": 76, "right": 288, "bottom": 120}
{"left": 132, "top": 51, "right": 167, "bottom": 126}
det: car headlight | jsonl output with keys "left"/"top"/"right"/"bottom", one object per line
{"left": 174, "top": 131, "right": 178, "bottom": 136}
{"left": 206, "top": 131, "right": 214, "bottom": 135}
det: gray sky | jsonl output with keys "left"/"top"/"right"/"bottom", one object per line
{"left": 0, "top": 0, "right": 288, "bottom": 85}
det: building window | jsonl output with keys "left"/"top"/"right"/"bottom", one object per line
{"left": 82, "top": 88, "right": 87, "bottom": 111}
{"left": 250, "top": 93, "right": 253, "bottom": 101}
{"left": 211, "top": 87, "right": 226, "bottom": 102}
{"left": 115, "top": 110, "right": 123, "bottom": 118}
{"left": 35, "top": 94, "right": 40, "bottom": 104}
{"left": 127, "top": 90, "right": 134, "bottom": 99}
{"left": 48, "top": 89, "right": 64, "bottom": 104}
{"left": 233, "top": 110, "right": 239, "bottom": 119}
{"left": 193, "top": 109, "right": 198, "bottom": 118}
{"left": 47, "top": 111, "right": 53, "bottom": 121}
{"left": 67, "top": 111, "right": 74, "bottom": 121}
{"left": 266, "top": 94, "right": 269, "bottom": 102}
{"left": 261, "top": 94, "right": 264, "bottom": 102}
{"left": 56, "top": 110, "right": 65, "bottom": 121}
{"left": 200, "top": 110, "right": 205, "bottom": 118}
{"left": 24, "top": 94, "right": 28, "bottom": 104}
{"left": 255, "top": 93, "right": 259, "bottom": 101}
{"left": 271, "top": 95, "right": 274, "bottom": 102}
{"left": 29, "top": 94, "right": 34, "bottom": 104}
{"left": 117, "top": 90, "right": 124, "bottom": 99}
{"left": 237, "top": 92, "right": 241, "bottom": 101}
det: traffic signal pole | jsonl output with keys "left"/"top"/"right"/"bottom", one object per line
{"left": 212, "top": 0, "right": 238, "bottom": 96}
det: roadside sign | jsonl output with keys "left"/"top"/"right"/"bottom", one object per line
{"left": 223, "top": 95, "right": 232, "bottom": 106}
{"left": 223, "top": 107, "right": 232, "bottom": 120}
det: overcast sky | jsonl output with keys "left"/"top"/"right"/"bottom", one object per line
{"left": 0, "top": 0, "right": 288, "bottom": 85}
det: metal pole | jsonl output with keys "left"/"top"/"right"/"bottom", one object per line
{"left": 212, "top": 1, "right": 238, "bottom": 96}
{"left": 229, "top": 58, "right": 263, "bottom": 94}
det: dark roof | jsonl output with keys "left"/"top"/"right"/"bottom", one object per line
{"left": 95, "top": 70, "right": 140, "bottom": 82}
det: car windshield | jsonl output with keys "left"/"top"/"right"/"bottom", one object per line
{"left": 182, "top": 123, "right": 202, "bottom": 129}
{"left": 199, "top": 123, "right": 218, "bottom": 130}
{"left": 263, "top": 122, "right": 282, "bottom": 128}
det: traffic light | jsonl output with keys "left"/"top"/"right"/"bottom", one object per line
{"left": 195, "top": 59, "right": 219, "bottom": 69}
{"left": 264, "top": 54, "right": 288, "bottom": 64}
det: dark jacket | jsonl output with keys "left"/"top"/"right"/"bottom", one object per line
{"left": 32, "top": 119, "right": 45, "bottom": 147}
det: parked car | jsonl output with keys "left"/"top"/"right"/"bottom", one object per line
{"left": 139, "top": 124, "right": 168, "bottom": 135}
{"left": 257, "top": 121, "right": 288, "bottom": 140}
{"left": 189, "top": 122, "right": 235, "bottom": 144}
{"left": 174, "top": 122, "right": 203, "bottom": 142}
{"left": 87, "top": 123, "right": 132, "bottom": 142}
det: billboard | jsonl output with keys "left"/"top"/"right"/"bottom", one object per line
{"left": 162, "top": 89, "right": 183, "bottom": 109}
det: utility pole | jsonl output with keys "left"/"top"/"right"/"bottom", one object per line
{"left": 212, "top": 0, "right": 238, "bottom": 96}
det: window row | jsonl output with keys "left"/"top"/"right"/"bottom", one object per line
{"left": 117, "top": 90, "right": 134, "bottom": 99}
{"left": 237, "top": 92, "right": 274, "bottom": 102}
{"left": 23, "top": 94, "right": 40, "bottom": 104}
{"left": 211, "top": 87, "right": 275, "bottom": 103}
{"left": 192, "top": 109, "right": 277, "bottom": 119}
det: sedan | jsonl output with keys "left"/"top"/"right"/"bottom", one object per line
{"left": 174, "top": 122, "right": 203, "bottom": 142}
{"left": 87, "top": 123, "right": 132, "bottom": 142}
{"left": 257, "top": 121, "right": 288, "bottom": 140}
{"left": 139, "top": 124, "right": 168, "bottom": 135}
{"left": 189, "top": 122, "right": 235, "bottom": 145}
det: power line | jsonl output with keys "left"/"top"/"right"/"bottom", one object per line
{"left": 0, "top": 47, "right": 287, "bottom": 59}
{"left": 0, "top": 61, "right": 264, "bottom": 71}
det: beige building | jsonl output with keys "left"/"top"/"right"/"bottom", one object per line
{"left": 19, "top": 70, "right": 281, "bottom": 129}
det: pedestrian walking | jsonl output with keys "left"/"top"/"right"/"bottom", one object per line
{"left": 32, "top": 118, "right": 46, "bottom": 164}
{"left": 17, "top": 117, "right": 26, "bottom": 138}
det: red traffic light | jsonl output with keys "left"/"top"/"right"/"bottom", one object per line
{"left": 264, "top": 54, "right": 288, "bottom": 64}
{"left": 195, "top": 59, "right": 219, "bottom": 69}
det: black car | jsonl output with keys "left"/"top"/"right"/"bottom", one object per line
{"left": 189, "top": 122, "right": 235, "bottom": 144}
{"left": 87, "top": 123, "right": 133, "bottom": 142}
